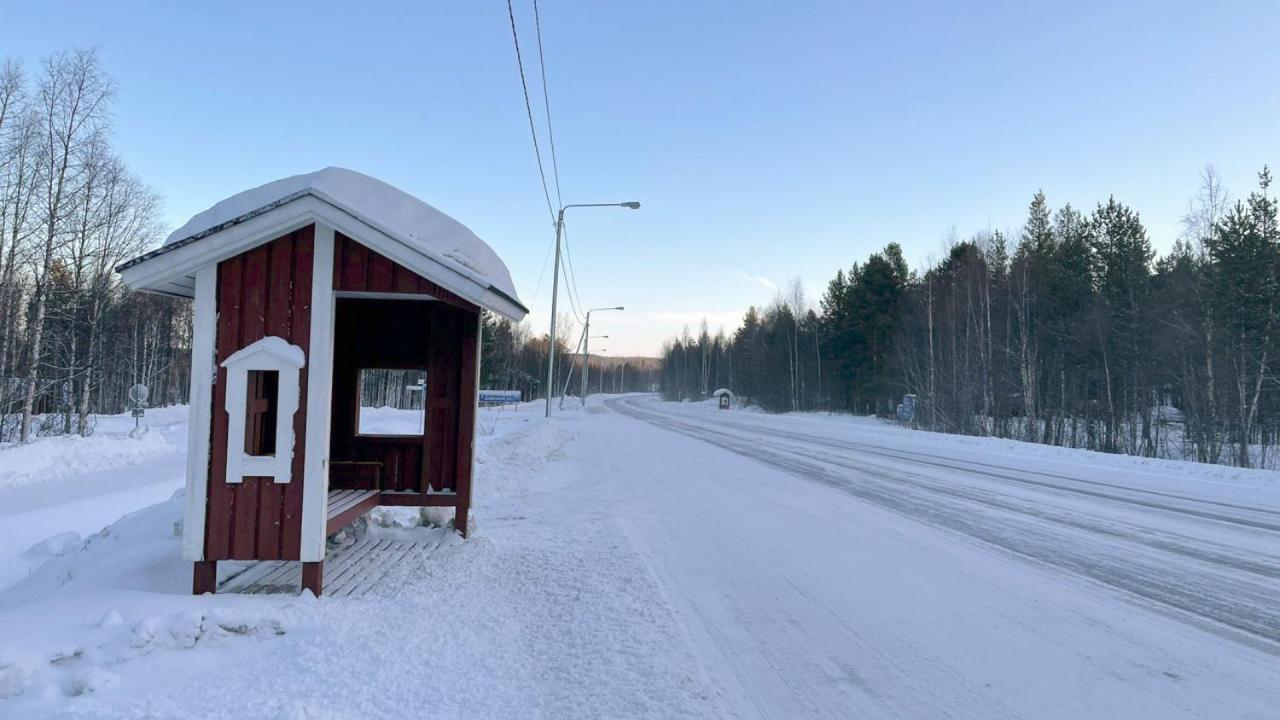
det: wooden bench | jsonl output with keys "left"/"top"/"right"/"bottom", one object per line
{"left": 326, "top": 489, "right": 381, "bottom": 535}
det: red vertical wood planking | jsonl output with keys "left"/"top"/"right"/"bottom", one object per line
{"left": 256, "top": 480, "right": 282, "bottom": 558}
{"left": 341, "top": 237, "right": 368, "bottom": 290}
{"left": 240, "top": 244, "right": 268, "bottom": 342}
{"left": 205, "top": 255, "right": 242, "bottom": 559}
{"left": 204, "top": 227, "right": 314, "bottom": 563}
{"left": 392, "top": 264, "right": 417, "bottom": 293}
{"left": 256, "top": 235, "right": 294, "bottom": 558}
{"left": 443, "top": 310, "right": 461, "bottom": 492}
{"left": 367, "top": 251, "right": 393, "bottom": 292}
{"left": 332, "top": 232, "right": 479, "bottom": 313}
{"left": 233, "top": 244, "right": 269, "bottom": 557}
{"left": 230, "top": 478, "right": 260, "bottom": 559}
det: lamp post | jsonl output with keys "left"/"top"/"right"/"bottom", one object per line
{"left": 582, "top": 306, "right": 624, "bottom": 407}
{"left": 545, "top": 202, "right": 640, "bottom": 418}
{"left": 594, "top": 349, "right": 608, "bottom": 395}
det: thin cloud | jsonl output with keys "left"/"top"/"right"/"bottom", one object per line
{"left": 736, "top": 270, "right": 777, "bottom": 291}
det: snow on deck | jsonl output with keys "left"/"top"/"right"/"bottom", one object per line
{"left": 220, "top": 534, "right": 449, "bottom": 598}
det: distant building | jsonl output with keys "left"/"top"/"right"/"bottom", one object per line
{"left": 713, "top": 388, "right": 734, "bottom": 410}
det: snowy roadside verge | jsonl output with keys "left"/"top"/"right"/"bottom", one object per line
{"left": 0, "top": 431, "right": 173, "bottom": 491}
{"left": 0, "top": 406, "right": 186, "bottom": 492}
{"left": 0, "top": 402, "right": 719, "bottom": 718}
{"left": 669, "top": 396, "right": 1279, "bottom": 498}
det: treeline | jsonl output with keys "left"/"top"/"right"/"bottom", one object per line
{"left": 480, "top": 312, "right": 657, "bottom": 401}
{"left": 1, "top": 50, "right": 189, "bottom": 442}
{"left": 563, "top": 354, "right": 659, "bottom": 398}
{"left": 480, "top": 312, "right": 552, "bottom": 400}
{"left": 662, "top": 167, "right": 1280, "bottom": 469}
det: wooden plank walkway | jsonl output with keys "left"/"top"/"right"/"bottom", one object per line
{"left": 218, "top": 534, "right": 447, "bottom": 597}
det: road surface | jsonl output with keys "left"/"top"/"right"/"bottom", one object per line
{"left": 589, "top": 395, "right": 1280, "bottom": 719}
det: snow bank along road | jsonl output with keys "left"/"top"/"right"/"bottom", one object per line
{"left": 601, "top": 395, "right": 1280, "bottom": 718}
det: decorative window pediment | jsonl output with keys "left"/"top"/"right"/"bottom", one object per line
{"left": 222, "top": 336, "right": 306, "bottom": 484}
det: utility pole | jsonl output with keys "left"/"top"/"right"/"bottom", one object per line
{"left": 545, "top": 209, "right": 564, "bottom": 418}
{"left": 579, "top": 334, "right": 607, "bottom": 404}
{"left": 582, "top": 306, "right": 623, "bottom": 407}
{"left": 544, "top": 202, "right": 640, "bottom": 418}
{"left": 558, "top": 326, "right": 587, "bottom": 410}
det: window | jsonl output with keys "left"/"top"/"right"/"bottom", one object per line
{"left": 244, "top": 369, "right": 279, "bottom": 456}
{"left": 357, "top": 368, "right": 426, "bottom": 436}
{"left": 220, "top": 335, "right": 305, "bottom": 485}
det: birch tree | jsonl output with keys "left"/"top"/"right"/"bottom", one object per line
{"left": 19, "top": 49, "right": 112, "bottom": 441}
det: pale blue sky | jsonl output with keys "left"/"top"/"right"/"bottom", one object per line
{"left": 5, "top": 1, "right": 1279, "bottom": 354}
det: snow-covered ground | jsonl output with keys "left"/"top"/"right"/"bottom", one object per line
{"left": 0, "top": 401, "right": 715, "bottom": 718}
{"left": 1, "top": 395, "right": 1277, "bottom": 718}
{"left": 0, "top": 407, "right": 189, "bottom": 592}
{"left": 355, "top": 405, "right": 425, "bottom": 435}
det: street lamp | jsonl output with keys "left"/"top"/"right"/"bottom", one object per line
{"left": 545, "top": 203, "right": 640, "bottom": 417}
{"left": 595, "top": 349, "right": 609, "bottom": 394}
{"left": 582, "top": 307, "right": 624, "bottom": 407}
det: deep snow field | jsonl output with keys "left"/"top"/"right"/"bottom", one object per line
{"left": 1, "top": 396, "right": 1277, "bottom": 719}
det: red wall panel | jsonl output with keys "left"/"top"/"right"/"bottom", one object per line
{"left": 332, "top": 231, "right": 479, "bottom": 313}
{"left": 205, "top": 225, "right": 314, "bottom": 561}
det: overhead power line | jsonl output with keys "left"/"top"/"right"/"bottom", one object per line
{"left": 532, "top": 0, "right": 563, "bottom": 208}
{"left": 526, "top": 233, "right": 555, "bottom": 312}
{"left": 560, "top": 245, "right": 585, "bottom": 323}
{"left": 561, "top": 224, "right": 588, "bottom": 321}
{"left": 505, "top": 0, "right": 556, "bottom": 221}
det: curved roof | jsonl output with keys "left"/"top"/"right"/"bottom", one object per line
{"left": 167, "top": 167, "right": 519, "bottom": 301}
{"left": 118, "top": 167, "right": 525, "bottom": 319}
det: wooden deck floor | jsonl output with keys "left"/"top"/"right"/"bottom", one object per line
{"left": 218, "top": 534, "right": 447, "bottom": 597}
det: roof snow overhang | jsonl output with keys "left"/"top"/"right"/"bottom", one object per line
{"left": 117, "top": 188, "right": 528, "bottom": 322}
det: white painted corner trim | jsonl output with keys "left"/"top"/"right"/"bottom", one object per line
{"left": 300, "top": 224, "right": 336, "bottom": 562}
{"left": 221, "top": 336, "right": 306, "bottom": 485}
{"left": 181, "top": 265, "right": 217, "bottom": 561}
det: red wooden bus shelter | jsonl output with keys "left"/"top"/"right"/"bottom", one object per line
{"left": 117, "top": 168, "right": 527, "bottom": 595}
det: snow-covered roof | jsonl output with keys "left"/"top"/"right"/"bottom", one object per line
{"left": 117, "top": 167, "right": 526, "bottom": 320}
{"left": 712, "top": 388, "right": 733, "bottom": 397}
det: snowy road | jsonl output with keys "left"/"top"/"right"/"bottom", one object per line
{"left": 595, "top": 395, "right": 1280, "bottom": 719}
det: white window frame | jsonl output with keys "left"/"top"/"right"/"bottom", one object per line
{"left": 221, "top": 336, "right": 306, "bottom": 484}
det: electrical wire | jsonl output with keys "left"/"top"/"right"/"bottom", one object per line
{"left": 507, "top": 0, "right": 590, "bottom": 332}
{"left": 532, "top": 0, "right": 563, "bottom": 209}
{"left": 505, "top": 0, "right": 555, "bottom": 221}
{"left": 561, "top": 224, "right": 588, "bottom": 321}
{"left": 530, "top": 0, "right": 576, "bottom": 322}
{"left": 526, "top": 234, "right": 555, "bottom": 315}
{"left": 560, "top": 252, "right": 585, "bottom": 323}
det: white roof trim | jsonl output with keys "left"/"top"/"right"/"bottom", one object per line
{"left": 119, "top": 196, "right": 527, "bottom": 321}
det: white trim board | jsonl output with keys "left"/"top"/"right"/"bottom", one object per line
{"left": 181, "top": 265, "right": 217, "bottom": 562}
{"left": 333, "top": 290, "right": 440, "bottom": 302}
{"left": 300, "top": 223, "right": 337, "bottom": 562}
